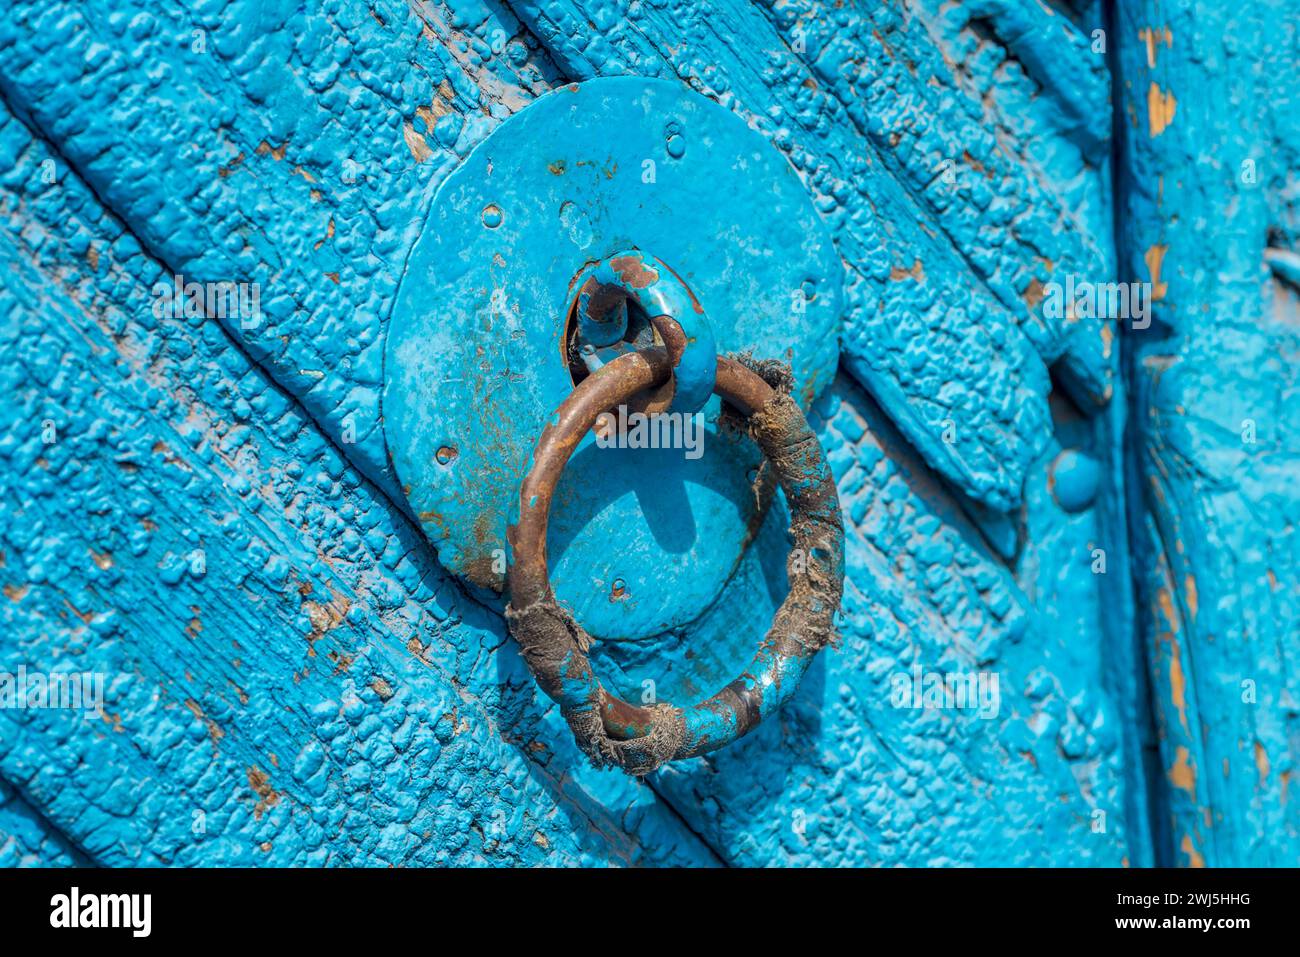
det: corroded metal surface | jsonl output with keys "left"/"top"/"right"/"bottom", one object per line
{"left": 506, "top": 352, "right": 845, "bottom": 773}
{"left": 571, "top": 249, "right": 716, "bottom": 414}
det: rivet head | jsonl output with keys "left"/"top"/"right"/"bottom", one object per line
{"left": 610, "top": 578, "right": 627, "bottom": 600}
{"left": 481, "top": 204, "right": 503, "bottom": 228}
{"left": 436, "top": 445, "right": 458, "bottom": 465}
{"left": 1049, "top": 448, "right": 1099, "bottom": 513}
{"left": 666, "top": 134, "right": 685, "bottom": 159}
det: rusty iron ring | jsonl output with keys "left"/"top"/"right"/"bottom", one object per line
{"left": 505, "top": 348, "right": 845, "bottom": 775}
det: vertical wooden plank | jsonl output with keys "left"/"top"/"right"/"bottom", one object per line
{"left": 1114, "top": 0, "right": 1300, "bottom": 865}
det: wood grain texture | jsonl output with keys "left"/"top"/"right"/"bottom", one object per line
{"left": 0, "top": 0, "right": 1115, "bottom": 515}
{"left": 0, "top": 103, "right": 714, "bottom": 865}
{"left": 0, "top": 0, "right": 559, "bottom": 499}
{"left": 1115, "top": 0, "right": 1300, "bottom": 865}
{"left": 0, "top": 0, "right": 1200, "bottom": 867}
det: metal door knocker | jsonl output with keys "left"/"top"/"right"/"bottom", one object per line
{"left": 505, "top": 335, "right": 845, "bottom": 775}
{"left": 384, "top": 78, "right": 845, "bottom": 645}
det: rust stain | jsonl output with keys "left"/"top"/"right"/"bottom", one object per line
{"left": 1144, "top": 243, "right": 1170, "bottom": 301}
{"left": 609, "top": 254, "right": 658, "bottom": 289}
{"left": 1180, "top": 833, "right": 1205, "bottom": 868}
{"left": 247, "top": 766, "right": 280, "bottom": 819}
{"left": 1146, "top": 82, "right": 1177, "bottom": 137}
{"left": 3, "top": 582, "right": 29, "bottom": 602}
{"left": 1169, "top": 745, "right": 1196, "bottom": 796}
{"left": 254, "top": 140, "right": 288, "bottom": 161}
{"left": 90, "top": 549, "right": 113, "bottom": 570}
{"left": 1185, "top": 574, "right": 1198, "bottom": 619}
{"left": 547, "top": 159, "right": 567, "bottom": 175}
{"left": 86, "top": 244, "right": 99, "bottom": 271}
{"left": 890, "top": 258, "right": 925, "bottom": 282}
{"left": 1022, "top": 277, "right": 1046, "bottom": 309}
{"left": 402, "top": 121, "right": 433, "bottom": 163}
{"left": 1255, "top": 740, "right": 1271, "bottom": 784}
{"left": 1138, "top": 26, "right": 1172, "bottom": 68}
{"left": 464, "top": 554, "right": 503, "bottom": 592}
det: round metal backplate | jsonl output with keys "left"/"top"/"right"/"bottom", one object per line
{"left": 384, "top": 77, "right": 841, "bottom": 640}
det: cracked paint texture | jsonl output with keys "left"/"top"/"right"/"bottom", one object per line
{"left": 0, "top": 0, "right": 1289, "bottom": 867}
{"left": 1115, "top": 0, "right": 1300, "bottom": 865}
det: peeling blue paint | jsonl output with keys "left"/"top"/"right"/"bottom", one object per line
{"left": 0, "top": 0, "right": 1291, "bottom": 868}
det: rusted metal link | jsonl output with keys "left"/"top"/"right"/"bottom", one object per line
{"left": 572, "top": 250, "right": 716, "bottom": 415}
{"left": 505, "top": 348, "right": 845, "bottom": 775}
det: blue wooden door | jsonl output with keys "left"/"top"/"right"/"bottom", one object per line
{"left": 0, "top": 0, "right": 1294, "bottom": 867}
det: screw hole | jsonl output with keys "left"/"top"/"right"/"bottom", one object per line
{"left": 436, "top": 446, "right": 458, "bottom": 465}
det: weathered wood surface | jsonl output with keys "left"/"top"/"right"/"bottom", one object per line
{"left": 1115, "top": 0, "right": 1300, "bottom": 865}
{"left": 0, "top": 0, "right": 1112, "bottom": 511}
{"left": 9, "top": 0, "right": 1279, "bottom": 866}
{"left": 0, "top": 105, "right": 713, "bottom": 865}
{"left": 0, "top": 90, "right": 1137, "bottom": 861}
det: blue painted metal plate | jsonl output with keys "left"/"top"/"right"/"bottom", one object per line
{"left": 384, "top": 77, "right": 842, "bottom": 639}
